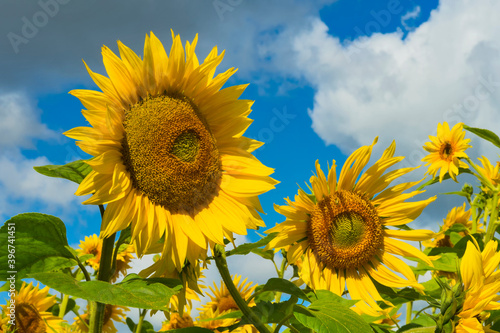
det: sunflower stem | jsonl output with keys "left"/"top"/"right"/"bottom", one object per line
{"left": 58, "top": 293, "right": 69, "bottom": 318}
{"left": 89, "top": 205, "right": 117, "bottom": 333}
{"left": 213, "top": 244, "right": 271, "bottom": 333}
{"left": 406, "top": 301, "right": 413, "bottom": 324}
{"left": 485, "top": 191, "right": 499, "bottom": 243}
{"left": 471, "top": 196, "right": 479, "bottom": 234}
{"left": 135, "top": 309, "right": 147, "bottom": 333}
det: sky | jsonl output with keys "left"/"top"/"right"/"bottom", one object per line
{"left": 2, "top": 0, "right": 500, "bottom": 330}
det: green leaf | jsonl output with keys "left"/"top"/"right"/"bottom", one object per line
{"left": 29, "top": 272, "right": 182, "bottom": 310}
{"left": 0, "top": 213, "right": 77, "bottom": 280}
{"left": 257, "top": 278, "right": 311, "bottom": 302}
{"left": 294, "top": 290, "right": 372, "bottom": 333}
{"left": 464, "top": 124, "right": 500, "bottom": 149}
{"left": 250, "top": 248, "right": 275, "bottom": 261}
{"left": 33, "top": 159, "right": 92, "bottom": 184}
{"left": 416, "top": 168, "right": 472, "bottom": 190}
{"left": 225, "top": 233, "right": 278, "bottom": 257}
{"left": 240, "top": 298, "right": 297, "bottom": 326}
{"left": 440, "top": 191, "right": 471, "bottom": 199}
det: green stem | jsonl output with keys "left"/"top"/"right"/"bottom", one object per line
{"left": 135, "top": 309, "right": 147, "bottom": 333}
{"left": 485, "top": 191, "right": 499, "bottom": 243}
{"left": 58, "top": 293, "right": 70, "bottom": 318}
{"left": 406, "top": 301, "right": 413, "bottom": 325}
{"left": 213, "top": 244, "right": 271, "bottom": 333}
{"left": 471, "top": 196, "right": 480, "bottom": 234}
{"left": 88, "top": 205, "right": 117, "bottom": 333}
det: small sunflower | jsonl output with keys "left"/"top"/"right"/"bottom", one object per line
{"left": 77, "top": 234, "right": 102, "bottom": 270}
{"left": 159, "top": 311, "right": 194, "bottom": 331}
{"left": 111, "top": 244, "right": 135, "bottom": 282}
{"left": 203, "top": 274, "right": 256, "bottom": 314}
{"left": 422, "top": 122, "right": 471, "bottom": 182}
{"left": 0, "top": 282, "right": 66, "bottom": 333}
{"left": 456, "top": 240, "right": 500, "bottom": 332}
{"left": 423, "top": 203, "right": 478, "bottom": 248}
{"left": 65, "top": 31, "right": 277, "bottom": 273}
{"left": 476, "top": 156, "right": 500, "bottom": 193}
{"left": 74, "top": 304, "right": 128, "bottom": 333}
{"left": 266, "top": 139, "right": 436, "bottom": 314}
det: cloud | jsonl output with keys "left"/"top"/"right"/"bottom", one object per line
{"left": 284, "top": 0, "right": 500, "bottom": 165}
{"left": 0, "top": 0, "right": 333, "bottom": 94}
{"left": 0, "top": 92, "right": 57, "bottom": 150}
{"left": 401, "top": 6, "right": 421, "bottom": 31}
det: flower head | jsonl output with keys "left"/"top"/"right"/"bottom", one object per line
{"left": 65, "top": 31, "right": 278, "bottom": 273}
{"left": 0, "top": 282, "right": 66, "bottom": 332}
{"left": 422, "top": 122, "right": 471, "bottom": 182}
{"left": 456, "top": 240, "right": 500, "bottom": 332}
{"left": 77, "top": 234, "right": 102, "bottom": 270}
{"left": 266, "top": 138, "right": 436, "bottom": 314}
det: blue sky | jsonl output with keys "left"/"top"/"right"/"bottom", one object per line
{"left": 2, "top": 0, "right": 500, "bottom": 329}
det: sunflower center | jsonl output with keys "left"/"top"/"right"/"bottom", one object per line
{"left": 122, "top": 94, "right": 221, "bottom": 213}
{"left": 307, "top": 190, "right": 383, "bottom": 270}
{"left": 440, "top": 142, "right": 454, "bottom": 160}
{"left": 217, "top": 296, "right": 238, "bottom": 313}
{"left": 15, "top": 303, "right": 46, "bottom": 333}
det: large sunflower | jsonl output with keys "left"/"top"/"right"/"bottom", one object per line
{"left": 65, "top": 31, "right": 277, "bottom": 272}
{"left": 0, "top": 282, "right": 66, "bottom": 333}
{"left": 422, "top": 122, "right": 471, "bottom": 182}
{"left": 266, "top": 139, "right": 436, "bottom": 315}
{"left": 456, "top": 240, "right": 500, "bottom": 332}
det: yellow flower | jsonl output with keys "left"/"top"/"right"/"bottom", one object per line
{"left": 77, "top": 234, "right": 102, "bottom": 270}
{"left": 422, "top": 122, "right": 471, "bottom": 182}
{"left": 196, "top": 275, "right": 256, "bottom": 330}
{"left": 64, "top": 31, "right": 277, "bottom": 273}
{"left": 476, "top": 156, "right": 500, "bottom": 192}
{"left": 74, "top": 304, "right": 128, "bottom": 333}
{"left": 0, "top": 282, "right": 66, "bottom": 332}
{"left": 111, "top": 244, "right": 135, "bottom": 283}
{"left": 423, "top": 203, "right": 477, "bottom": 248}
{"left": 266, "top": 139, "right": 436, "bottom": 315}
{"left": 456, "top": 240, "right": 500, "bottom": 332}
{"left": 159, "top": 311, "right": 194, "bottom": 331}
{"left": 203, "top": 274, "right": 256, "bottom": 314}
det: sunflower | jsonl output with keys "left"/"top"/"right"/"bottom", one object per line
{"left": 64, "top": 31, "right": 278, "bottom": 273}
{"left": 159, "top": 311, "right": 195, "bottom": 331}
{"left": 77, "top": 234, "right": 102, "bottom": 270}
{"left": 111, "top": 244, "right": 135, "bottom": 282}
{"left": 476, "top": 156, "right": 500, "bottom": 193}
{"left": 266, "top": 139, "right": 436, "bottom": 315}
{"left": 74, "top": 304, "right": 128, "bottom": 333}
{"left": 203, "top": 274, "right": 256, "bottom": 314}
{"left": 422, "top": 122, "right": 471, "bottom": 182}
{"left": 423, "top": 203, "right": 478, "bottom": 248}
{"left": 456, "top": 240, "right": 500, "bottom": 332}
{"left": 0, "top": 282, "right": 66, "bottom": 333}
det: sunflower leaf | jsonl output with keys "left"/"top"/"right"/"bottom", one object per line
{"left": 224, "top": 233, "right": 278, "bottom": 257}
{"left": 0, "top": 213, "right": 77, "bottom": 281}
{"left": 33, "top": 159, "right": 92, "bottom": 184}
{"left": 464, "top": 124, "right": 500, "bottom": 149}
{"left": 28, "top": 272, "right": 182, "bottom": 310}
{"left": 294, "top": 290, "right": 371, "bottom": 333}
{"left": 256, "top": 277, "right": 311, "bottom": 302}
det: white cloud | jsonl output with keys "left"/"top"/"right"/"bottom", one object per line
{"left": 401, "top": 6, "right": 421, "bottom": 31}
{"left": 0, "top": 92, "right": 56, "bottom": 150}
{"left": 284, "top": 0, "right": 500, "bottom": 166}
{"left": 0, "top": 150, "right": 87, "bottom": 222}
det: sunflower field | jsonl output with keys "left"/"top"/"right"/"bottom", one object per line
{"left": 1, "top": 32, "right": 500, "bottom": 333}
